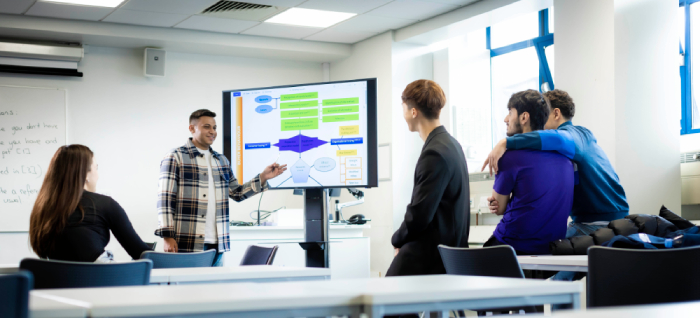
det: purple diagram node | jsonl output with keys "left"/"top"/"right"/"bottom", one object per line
{"left": 273, "top": 134, "right": 328, "bottom": 153}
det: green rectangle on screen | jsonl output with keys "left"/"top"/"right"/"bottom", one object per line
{"left": 322, "top": 97, "right": 360, "bottom": 106}
{"left": 281, "top": 109, "right": 318, "bottom": 118}
{"left": 322, "top": 114, "right": 360, "bottom": 123}
{"left": 322, "top": 106, "right": 359, "bottom": 115}
{"left": 280, "top": 100, "right": 318, "bottom": 109}
{"left": 281, "top": 118, "right": 319, "bottom": 131}
{"left": 280, "top": 92, "right": 318, "bottom": 101}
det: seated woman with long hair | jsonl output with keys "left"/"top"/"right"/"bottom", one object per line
{"left": 29, "top": 145, "right": 150, "bottom": 262}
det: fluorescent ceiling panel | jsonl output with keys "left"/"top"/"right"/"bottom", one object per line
{"left": 40, "top": 0, "right": 125, "bottom": 7}
{"left": 265, "top": 8, "right": 356, "bottom": 28}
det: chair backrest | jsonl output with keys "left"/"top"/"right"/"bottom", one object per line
{"left": 0, "top": 271, "right": 32, "bottom": 318}
{"left": 144, "top": 242, "right": 157, "bottom": 251}
{"left": 438, "top": 245, "right": 525, "bottom": 278}
{"left": 240, "top": 245, "right": 279, "bottom": 266}
{"left": 140, "top": 249, "right": 216, "bottom": 268}
{"left": 588, "top": 246, "right": 700, "bottom": 308}
{"left": 19, "top": 258, "right": 152, "bottom": 289}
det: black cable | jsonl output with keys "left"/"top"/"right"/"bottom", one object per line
{"left": 256, "top": 192, "right": 264, "bottom": 225}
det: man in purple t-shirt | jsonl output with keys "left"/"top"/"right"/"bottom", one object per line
{"left": 484, "top": 90, "right": 574, "bottom": 255}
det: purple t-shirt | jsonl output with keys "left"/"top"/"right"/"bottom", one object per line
{"left": 493, "top": 149, "right": 574, "bottom": 254}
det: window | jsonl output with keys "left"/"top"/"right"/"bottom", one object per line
{"left": 448, "top": 8, "right": 555, "bottom": 168}
{"left": 680, "top": 0, "right": 700, "bottom": 134}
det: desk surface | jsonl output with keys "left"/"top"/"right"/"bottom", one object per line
{"left": 150, "top": 265, "right": 330, "bottom": 284}
{"left": 31, "top": 275, "right": 582, "bottom": 317}
{"left": 30, "top": 294, "right": 88, "bottom": 318}
{"left": 551, "top": 301, "right": 700, "bottom": 317}
{"left": 0, "top": 263, "right": 19, "bottom": 274}
{"left": 517, "top": 255, "right": 588, "bottom": 272}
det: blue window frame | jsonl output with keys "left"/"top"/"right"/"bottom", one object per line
{"left": 681, "top": 0, "right": 700, "bottom": 134}
{"left": 487, "top": 8, "right": 555, "bottom": 93}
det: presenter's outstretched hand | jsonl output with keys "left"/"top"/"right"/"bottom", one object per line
{"left": 260, "top": 163, "right": 288, "bottom": 184}
{"left": 164, "top": 237, "right": 178, "bottom": 253}
{"left": 481, "top": 138, "right": 507, "bottom": 176}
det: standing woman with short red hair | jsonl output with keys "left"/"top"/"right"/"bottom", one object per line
{"left": 387, "top": 79, "right": 470, "bottom": 276}
{"left": 29, "top": 145, "right": 150, "bottom": 262}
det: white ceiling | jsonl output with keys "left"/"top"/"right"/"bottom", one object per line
{"left": 0, "top": 0, "right": 481, "bottom": 44}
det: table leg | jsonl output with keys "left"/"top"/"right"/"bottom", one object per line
{"left": 571, "top": 292, "right": 581, "bottom": 309}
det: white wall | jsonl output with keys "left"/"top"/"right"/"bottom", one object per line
{"left": 553, "top": 0, "right": 616, "bottom": 164}
{"left": 554, "top": 0, "right": 681, "bottom": 214}
{"left": 614, "top": 0, "right": 681, "bottom": 214}
{"left": 330, "top": 32, "right": 395, "bottom": 276}
{"left": 0, "top": 46, "right": 323, "bottom": 263}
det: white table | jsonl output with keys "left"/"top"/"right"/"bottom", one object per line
{"left": 517, "top": 255, "right": 588, "bottom": 272}
{"left": 30, "top": 275, "right": 583, "bottom": 318}
{"left": 354, "top": 275, "right": 583, "bottom": 317}
{"left": 29, "top": 293, "right": 88, "bottom": 318}
{"left": 551, "top": 300, "right": 700, "bottom": 317}
{"left": 150, "top": 265, "right": 330, "bottom": 284}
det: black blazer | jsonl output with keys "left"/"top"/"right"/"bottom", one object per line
{"left": 387, "top": 126, "right": 470, "bottom": 276}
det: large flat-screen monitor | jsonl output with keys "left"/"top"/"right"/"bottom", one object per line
{"left": 223, "top": 78, "right": 378, "bottom": 189}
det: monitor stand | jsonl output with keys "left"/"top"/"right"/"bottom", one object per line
{"left": 300, "top": 188, "right": 330, "bottom": 268}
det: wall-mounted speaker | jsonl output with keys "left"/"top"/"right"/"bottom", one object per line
{"left": 144, "top": 48, "right": 165, "bottom": 77}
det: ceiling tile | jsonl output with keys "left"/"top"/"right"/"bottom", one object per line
{"left": 0, "top": 0, "right": 35, "bottom": 14}
{"left": 366, "top": 0, "right": 458, "bottom": 21}
{"left": 175, "top": 16, "right": 259, "bottom": 34}
{"left": 103, "top": 9, "right": 189, "bottom": 27}
{"left": 25, "top": 1, "right": 114, "bottom": 21}
{"left": 421, "top": 0, "right": 481, "bottom": 5}
{"left": 241, "top": 0, "right": 306, "bottom": 6}
{"left": 333, "top": 14, "right": 416, "bottom": 33}
{"left": 297, "top": 0, "right": 393, "bottom": 14}
{"left": 120, "top": 0, "right": 218, "bottom": 15}
{"left": 304, "top": 28, "right": 377, "bottom": 44}
{"left": 241, "top": 23, "right": 322, "bottom": 40}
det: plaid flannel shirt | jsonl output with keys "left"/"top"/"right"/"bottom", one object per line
{"left": 155, "top": 138, "right": 268, "bottom": 252}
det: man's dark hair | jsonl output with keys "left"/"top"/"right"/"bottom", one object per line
{"left": 543, "top": 89, "right": 575, "bottom": 119}
{"left": 401, "top": 79, "right": 446, "bottom": 120}
{"left": 507, "top": 89, "right": 550, "bottom": 131}
{"left": 189, "top": 109, "right": 216, "bottom": 124}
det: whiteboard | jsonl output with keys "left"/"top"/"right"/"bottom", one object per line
{"left": 0, "top": 85, "right": 66, "bottom": 232}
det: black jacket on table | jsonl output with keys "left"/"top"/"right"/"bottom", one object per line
{"left": 48, "top": 191, "right": 150, "bottom": 262}
{"left": 387, "top": 126, "right": 470, "bottom": 276}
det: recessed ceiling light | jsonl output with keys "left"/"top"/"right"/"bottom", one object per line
{"left": 40, "top": 0, "right": 125, "bottom": 8}
{"left": 265, "top": 8, "right": 356, "bottom": 28}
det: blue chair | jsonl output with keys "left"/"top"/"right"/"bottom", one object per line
{"left": 19, "top": 258, "right": 152, "bottom": 289}
{"left": 588, "top": 245, "right": 700, "bottom": 308}
{"left": 240, "top": 245, "right": 279, "bottom": 265}
{"left": 0, "top": 271, "right": 32, "bottom": 318}
{"left": 140, "top": 249, "right": 216, "bottom": 268}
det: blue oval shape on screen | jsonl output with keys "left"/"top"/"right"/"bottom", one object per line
{"left": 255, "top": 95, "right": 272, "bottom": 103}
{"left": 314, "top": 157, "right": 336, "bottom": 172}
{"left": 255, "top": 105, "right": 273, "bottom": 114}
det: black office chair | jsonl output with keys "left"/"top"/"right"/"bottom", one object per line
{"left": 438, "top": 245, "right": 535, "bottom": 316}
{"left": 240, "top": 245, "right": 279, "bottom": 265}
{"left": 19, "top": 258, "right": 152, "bottom": 289}
{"left": 588, "top": 245, "right": 700, "bottom": 308}
{"left": 144, "top": 241, "right": 157, "bottom": 251}
{"left": 0, "top": 271, "right": 32, "bottom": 318}
{"left": 140, "top": 249, "right": 216, "bottom": 268}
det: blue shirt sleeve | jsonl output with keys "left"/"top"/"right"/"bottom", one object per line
{"left": 506, "top": 130, "right": 576, "bottom": 159}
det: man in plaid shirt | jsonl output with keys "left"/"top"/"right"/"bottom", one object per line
{"left": 155, "top": 109, "right": 287, "bottom": 266}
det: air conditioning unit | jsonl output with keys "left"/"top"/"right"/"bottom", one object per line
{"left": 681, "top": 152, "right": 700, "bottom": 205}
{"left": 0, "top": 41, "right": 83, "bottom": 77}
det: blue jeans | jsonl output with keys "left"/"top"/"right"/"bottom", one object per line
{"left": 204, "top": 243, "right": 224, "bottom": 267}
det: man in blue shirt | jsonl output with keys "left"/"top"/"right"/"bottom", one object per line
{"left": 483, "top": 89, "right": 629, "bottom": 238}
{"left": 484, "top": 90, "right": 574, "bottom": 255}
